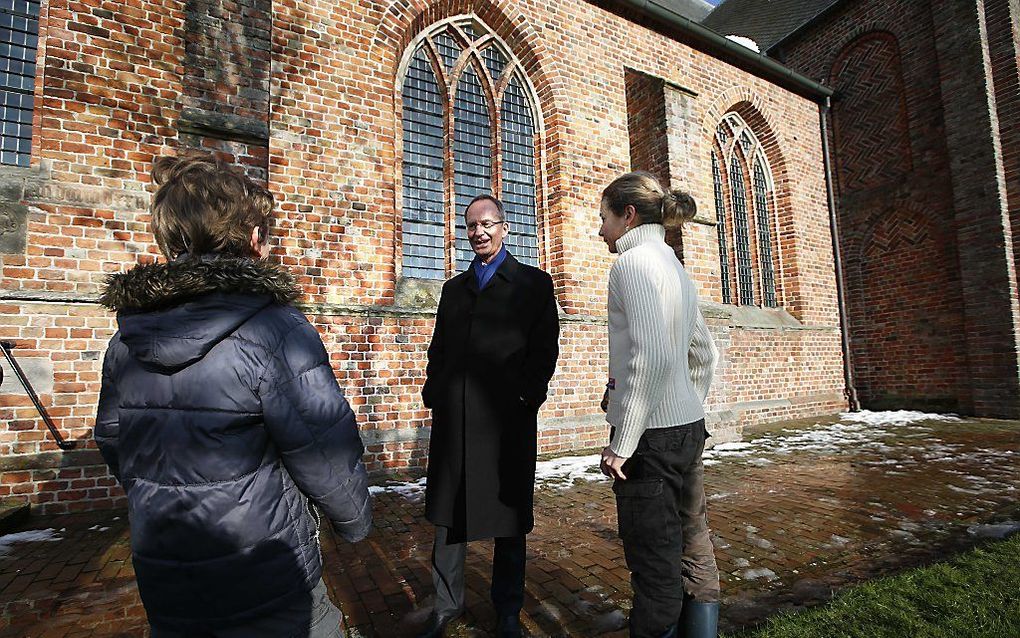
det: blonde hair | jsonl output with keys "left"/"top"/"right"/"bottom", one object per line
{"left": 601, "top": 171, "right": 696, "bottom": 229}
{"left": 150, "top": 151, "right": 274, "bottom": 259}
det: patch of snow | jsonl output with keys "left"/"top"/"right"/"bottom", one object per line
{"left": 0, "top": 529, "right": 61, "bottom": 555}
{"left": 712, "top": 441, "right": 755, "bottom": 452}
{"left": 840, "top": 410, "right": 961, "bottom": 427}
{"left": 535, "top": 454, "right": 608, "bottom": 489}
{"left": 741, "top": 567, "right": 778, "bottom": 581}
{"left": 967, "top": 521, "right": 1020, "bottom": 539}
{"left": 369, "top": 453, "right": 612, "bottom": 499}
{"left": 700, "top": 410, "right": 965, "bottom": 464}
{"left": 751, "top": 537, "right": 773, "bottom": 550}
{"left": 368, "top": 477, "right": 428, "bottom": 501}
{"left": 725, "top": 35, "right": 760, "bottom": 53}
{"left": 733, "top": 558, "right": 750, "bottom": 568}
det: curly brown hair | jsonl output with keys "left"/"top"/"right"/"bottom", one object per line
{"left": 149, "top": 151, "right": 275, "bottom": 259}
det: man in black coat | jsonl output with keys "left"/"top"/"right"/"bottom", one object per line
{"left": 418, "top": 195, "right": 559, "bottom": 638}
{"left": 95, "top": 153, "right": 371, "bottom": 637}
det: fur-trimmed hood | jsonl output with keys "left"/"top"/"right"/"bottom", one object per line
{"left": 100, "top": 256, "right": 301, "bottom": 312}
{"left": 100, "top": 256, "right": 302, "bottom": 372}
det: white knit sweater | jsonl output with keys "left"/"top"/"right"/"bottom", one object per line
{"left": 606, "top": 224, "right": 719, "bottom": 458}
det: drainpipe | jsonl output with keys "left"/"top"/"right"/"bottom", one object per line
{"left": 819, "top": 98, "right": 860, "bottom": 412}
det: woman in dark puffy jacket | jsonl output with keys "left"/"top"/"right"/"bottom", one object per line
{"left": 95, "top": 152, "right": 371, "bottom": 637}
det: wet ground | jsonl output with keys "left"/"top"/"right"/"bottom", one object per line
{"left": 1, "top": 411, "right": 1018, "bottom": 637}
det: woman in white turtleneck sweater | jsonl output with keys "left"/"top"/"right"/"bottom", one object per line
{"left": 598, "top": 172, "right": 720, "bottom": 638}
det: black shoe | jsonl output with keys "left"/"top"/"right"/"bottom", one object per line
{"left": 496, "top": 613, "right": 523, "bottom": 638}
{"left": 415, "top": 609, "right": 463, "bottom": 638}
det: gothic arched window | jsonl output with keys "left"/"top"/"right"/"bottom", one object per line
{"left": 0, "top": 0, "right": 39, "bottom": 167}
{"left": 399, "top": 17, "right": 542, "bottom": 279}
{"left": 711, "top": 112, "right": 779, "bottom": 307}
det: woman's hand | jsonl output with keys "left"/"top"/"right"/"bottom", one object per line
{"left": 600, "top": 446, "right": 629, "bottom": 480}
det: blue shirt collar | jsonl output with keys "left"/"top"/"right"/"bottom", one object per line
{"left": 472, "top": 245, "right": 508, "bottom": 289}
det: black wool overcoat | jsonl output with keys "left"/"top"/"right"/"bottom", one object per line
{"left": 422, "top": 254, "right": 560, "bottom": 541}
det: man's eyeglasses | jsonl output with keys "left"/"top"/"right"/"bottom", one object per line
{"left": 466, "top": 220, "right": 507, "bottom": 231}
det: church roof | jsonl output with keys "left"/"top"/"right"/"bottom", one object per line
{"left": 660, "top": 0, "right": 716, "bottom": 22}
{"left": 702, "top": 0, "right": 843, "bottom": 51}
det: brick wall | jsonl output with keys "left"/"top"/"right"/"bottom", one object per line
{"left": 772, "top": 0, "right": 1014, "bottom": 413}
{"left": 0, "top": 0, "right": 845, "bottom": 513}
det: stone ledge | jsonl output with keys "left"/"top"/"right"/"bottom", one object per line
{"left": 702, "top": 301, "right": 837, "bottom": 331}
{"left": 0, "top": 293, "right": 834, "bottom": 333}
{"left": 178, "top": 107, "right": 270, "bottom": 146}
{"left": 0, "top": 497, "right": 29, "bottom": 534}
{"left": 361, "top": 413, "right": 609, "bottom": 446}
{"left": 0, "top": 449, "right": 104, "bottom": 472}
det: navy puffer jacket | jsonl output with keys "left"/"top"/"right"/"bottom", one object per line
{"left": 95, "top": 255, "right": 371, "bottom": 629}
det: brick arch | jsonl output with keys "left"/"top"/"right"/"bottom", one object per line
{"left": 373, "top": 1, "right": 572, "bottom": 299}
{"left": 699, "top": 86, "right": 789, "bottom": 158}
{"left": 855, "top": 205, "right": 931, "bottom": 263}
{"left": 823, "top": 22, "right": 903, "bottom": 72}
{"left": 828, "top": 30, "right": 912, "bottom": 192}
{"left": 849, "top": 204, "right": 939, "bottom": 405}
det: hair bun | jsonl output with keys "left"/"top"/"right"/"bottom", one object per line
{"left": 662, "top": 189, "right": 697, "bottom": 227}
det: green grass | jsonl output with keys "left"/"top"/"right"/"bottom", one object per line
{"left": 729, "top": 533, "right": 1020, "bottom": 638}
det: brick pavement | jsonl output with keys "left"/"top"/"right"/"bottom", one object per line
{"left": 1, "top": 412, "right": 1018, "bottom": 637}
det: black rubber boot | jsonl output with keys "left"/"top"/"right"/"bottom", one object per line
{"left": 678, "top": 599, "right": 719, "bottom": 638}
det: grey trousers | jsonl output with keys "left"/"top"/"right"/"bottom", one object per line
{"left": 431, "top": 525, "right": 527, "bottom": 617}
{"left": 149, "top": 578, "right": 343, "bottom": 638}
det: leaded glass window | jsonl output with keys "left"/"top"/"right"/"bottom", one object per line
{"left": 715, "top": 122, "right": 729, "bottom": 149}
{"left": 501, "top": 78, "right": 538, "bottom": 265}
{"left": 729, "top": 155, "right": 754, "bottom": 306}
{"left": 753, "top": 158, "right": 777, "bottom": 307}
{"left": 712, "top": 152, "right": 731, "bottom": 305}
{"left": 401, "top": 48, "right": 445, "bottom": 279}
{"left": 453, "top": 65, "right": 491, "bottom": 271}
{"left": 482, "top": 46, "right": 506, "bottom": 82}
{"left": 0, "top": 0, "right": 39, "bottom": 167}
{"left": 399, "top": 17, "right": 543, "bottom": 280}
{"left": 712, "top": 112, "right": 780, "bottom": 307}
{"left": 433, "top": 32, "right": 461, "bottom": 75}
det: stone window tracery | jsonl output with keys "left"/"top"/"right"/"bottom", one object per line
{"left": 711, "top": 112, "right": 779, "bottom": 307}
{"left": 398, "top": 17, "right": 542, "bottom": 279}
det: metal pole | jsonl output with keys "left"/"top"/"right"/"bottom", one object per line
{"left": 819, "top": 99, "right": 860, "bottom": 412}
{"left": 0, "top": 341, "right": 77, "bottom": 450}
